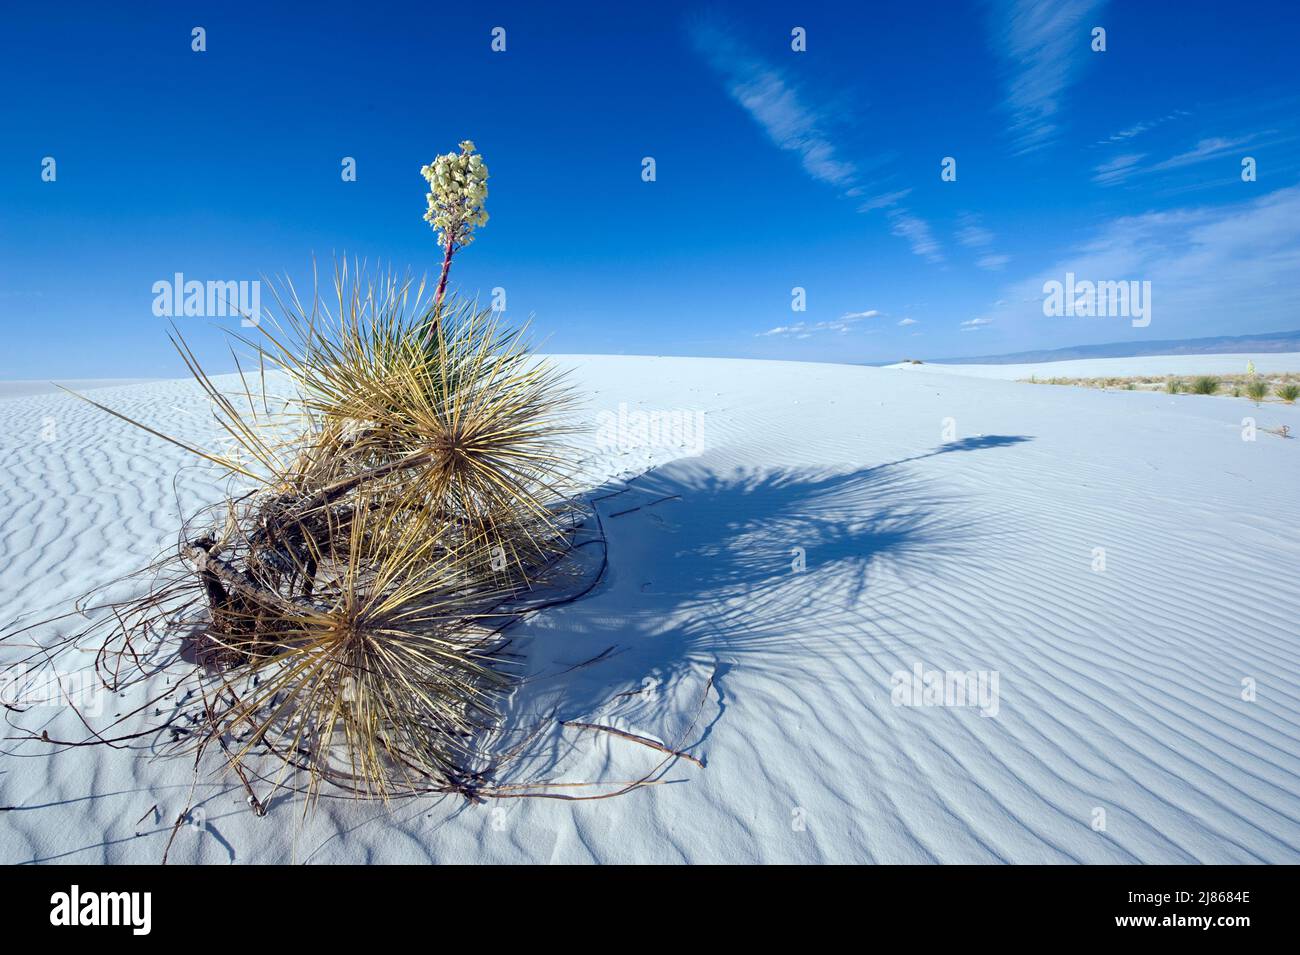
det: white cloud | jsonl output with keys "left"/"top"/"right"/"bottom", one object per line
{"left": 961, "top": 318, "right": 993, "bottom": 331}
{"left": 956, "top": 214, "right": 1007, "bottom": 268}
{"left": 888, "top": 211, "right": 944, "bottom": 263}
{"left": 956, "top": 221, "right": 995, "bottom": 249}
{"left": 857, "top": 188, "right": 912, "bottom": 212}
{"left": 1092, "top": 109, "right": 1190, "bottom": 147}
{"left": 758, "top": 309, "right": 882, "bottom": 338}
{"left": 898, "top": 318, "right": 919, "bottom": 326}
{"left": 972, "top": 186, "right": 1300, "bottom": 334}
{"left": 1151, "top": 136, "right": 1253, "bottom": 171}
{"left": 690, "top": 20, "right": 856, "bottom": 187}
{"left": 1095, "top": 137, "right": 1259, "bottom": 187}
{"left": 757, "top": 324, "right": 804, "bottom": 337}
{"left": 988, "top": 0, "right": 1109, "bottom": 152}
{"left": 1092, "top": 152, "right": 1145, "bottom": 185}
{"left": 690, "top": 17, "right": 942, "bottom": 263}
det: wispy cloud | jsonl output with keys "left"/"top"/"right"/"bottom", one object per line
{"left": 1094, "top": 136, "right": 1257, "bottom": 186}
{"left": 690, "top": 16, "right": 942, "bottom": 262}
{"left": 1092, "top": 109, "right": 1190, "bottom": 147}
{"left": 757, "top": 324, "right": 811, "bottom": 339}
{"left": 987, "top": 0, "right": 1108, "bottom": 152}
{"left": 972, "top": 186, "right": 1300, "bottom": 334}
{"left": 888, "top": 211, "right": 943, "bottom": 263}
{"left": 956, "top": 213, "right": 1008, "bottom": 269}
{"left": 857, "top": 188, "right": 912, "bottom": 212}
{"left": 955, "top": 218, "right": 995, "bottom": 250}
{"left": 1092, "top": 152, "right": 1145, "bottom": 185}
{"left": 961, "top": 317, "right": 993, "bottom": 332}
{"left": 1151, "top": 136, "right": 1253, "bottom": 171}
{"left": 689, "top": 19, "right": 857, "bottom": 187}
{"left": 757, "top": 310, "right": 882, "bottom": 338}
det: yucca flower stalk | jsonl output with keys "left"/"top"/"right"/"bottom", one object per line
{"left": 421, "top": 140, "right": 489, "bottom": 340}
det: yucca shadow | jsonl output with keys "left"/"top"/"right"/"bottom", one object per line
{"left": 490, "top": 436, "right": 1031, "bottom": 783}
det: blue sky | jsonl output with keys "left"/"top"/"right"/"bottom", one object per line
{"left": 2, "top": 0, "right": 1299, "bottom": 377}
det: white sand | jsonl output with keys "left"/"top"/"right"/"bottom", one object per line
{"left": 888, "top": 352, "right": 1300, "bottom": 380}
{"left": 2, "top": 354, "right": 1298, "bottom": 863}
{"left": 0, "top": 379, "right": 159, "bottom": 400}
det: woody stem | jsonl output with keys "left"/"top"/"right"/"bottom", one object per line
{"left": 425, "top": 233, "right": 456, "bottom": 346}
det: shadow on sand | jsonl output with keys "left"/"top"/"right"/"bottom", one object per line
{"left": 489, "top": 435, "right": 1032, "bottom": 783}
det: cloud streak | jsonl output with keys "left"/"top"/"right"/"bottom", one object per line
{"left": 690, "top": 16, "right": 943, "bottom": 262}
{"left": 956, "top": 213, "right": 1008, "bottom": 269}
{"left": 689, "top": 19, "right": 857, "bottom": 187}
{"left": 972, "top": 186, "right": 1300, "bottom": 335}
{"left": 889, "top": 211, "right": 943, "bottom": 263}
{"left": 757, "top": 309, "right": 883, "bottom": 338}
{"left": 987, "top": 0, "right": 1108, "bottom": 152}
{"left": 1091, "top": 152, "right": 1145, "bottom": 185}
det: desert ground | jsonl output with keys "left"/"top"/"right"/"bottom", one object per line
{"left": 1, "top": 353, "right": 1297, "bottom": 863}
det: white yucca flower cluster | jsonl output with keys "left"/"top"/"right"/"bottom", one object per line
{"left": 421, "top": 140, "right": 489, "bottom": 248}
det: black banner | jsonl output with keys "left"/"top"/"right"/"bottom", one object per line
{"left": 0, "top": 865, "right": 1283, "bottom": 941}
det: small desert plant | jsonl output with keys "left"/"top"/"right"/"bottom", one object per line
{"left": 1190, "top": 375, "right": 1220, "bottom": 395}
{"left": 1246, "top": 380, "right": 1270, "bottom": 405}
{"left": 1276, "top": 383, "right": 1300, "bottom": 404}
{"left": 1166, "top": 378, "right": 1183, "bottom": 394}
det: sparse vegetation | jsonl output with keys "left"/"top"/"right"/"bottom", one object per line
{"left": 1021, "top": 369, "right": 1300, "bottom": 404}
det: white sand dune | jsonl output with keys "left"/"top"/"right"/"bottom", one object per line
{"left": 1, "top": 355, "right": 1298, "bottom": 863}
{"left": 0, "top": 379, "right": 159, "bottom": 400}
{"left": 888, "top": 352, "right": 1300, "bottom": 380}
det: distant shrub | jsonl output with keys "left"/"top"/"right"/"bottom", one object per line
{"left": 1191, "top": 375, "right": 1220, "bottom": 395}
{"left": 1166, "top": 379, "right": 1183, "bottom": 394}
{"left": 1276, "top": 383, "right": 1300, "bottom": 404}
{"left": 1125, "top": 382, "right": 1135, "bottom": 390}
{"left": 1246, "top": 380, "right": 1270, "bottom": 404}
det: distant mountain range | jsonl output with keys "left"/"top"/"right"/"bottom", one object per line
{"left": 918, "top": 330, "right": 1300, "bottom": 366}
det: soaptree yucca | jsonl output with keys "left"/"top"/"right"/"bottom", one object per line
{"left": 38, "top": 143, "right": 592, "bottom": 804}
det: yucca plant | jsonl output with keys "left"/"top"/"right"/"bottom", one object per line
{"left": 1275, "top": 383, "right": 1300, "bottom": 404}
{"left": 1246, "top": 380, "right": 1270, "bottom": 405}
{"left": 46, "top": 144, "right": 594, "bottom": 805}
{"left": 1166, "top": 378, "right": 1183, "bottom": 394}
{"left": 1191, "top": 375, "right": 1220, "bottom": 395}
